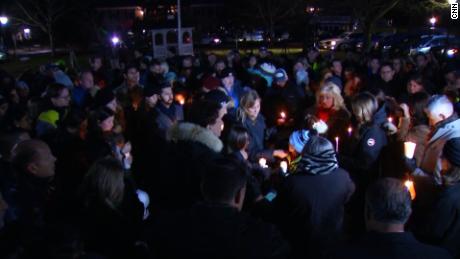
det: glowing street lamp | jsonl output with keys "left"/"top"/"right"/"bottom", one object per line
{"left": 111, "top": 36, "right": 120, "bottom": 46}
{"left": 0, "top": 16, "right": 8, "bottom": 25}
{"left": 429, "top": 17, "right": 437, "bottom": 28}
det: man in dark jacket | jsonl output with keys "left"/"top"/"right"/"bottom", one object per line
{"left": 332, "top": 178, "right": 452, "bottom": 259}
{"left": 155, "top": 81, "right": 184, "bottom": 138}
{"left": 146, "top": 157, "right": 290, "bottom": 259}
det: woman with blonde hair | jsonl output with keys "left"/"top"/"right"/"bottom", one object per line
{"left": 306, "top": 82, "right": 350, "bottom": 142}
{"left": 237, "top": 90, "right": 287, "bottom": 162}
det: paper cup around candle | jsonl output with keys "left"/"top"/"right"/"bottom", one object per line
{"left": 404, "top": 141, "right": 417, "bottom": 159}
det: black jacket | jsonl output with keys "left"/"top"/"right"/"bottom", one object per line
{"left": 146, "top": 202, "right": 290, "bottom": 259}
{"left": 274, "top": 167, "right": 355, "bottom": 258}
{"left": 331, "top": 231, "right": 452, "bottom": 259}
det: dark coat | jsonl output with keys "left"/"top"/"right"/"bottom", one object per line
{"left": 146, "top": 202, "right": 290, "bottom": 259}
{"left": 241, "top": 114, "right": 273, "bottom": 162}
{"left": 331, "top": 231, "right": 452, "bottom": 259}
{"left": 153, "top": 122, "right": 223, "bottom": 211}
{"left": 418, "top": 183, "right": 460, "bottom": 257}
{"left": 274, "top": 167, "right": 355, "bottom": 258}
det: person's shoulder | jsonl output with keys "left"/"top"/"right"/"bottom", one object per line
{"left": 412, "top": 242, "right": 452, "bottom": 258}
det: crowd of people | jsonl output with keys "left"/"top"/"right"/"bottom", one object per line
{"left": 0, "top": 45, "right": 460, "bottom": 258}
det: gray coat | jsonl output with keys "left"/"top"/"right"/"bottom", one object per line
{"left": 416, "top": 116, "right": 460, "bottom": 184}
{"left": 155, "top": 104, "right": 184, "bottom": 138}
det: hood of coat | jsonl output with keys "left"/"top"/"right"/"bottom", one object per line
{"left": 167, "top": 122, "right": 223, "bottom": 153}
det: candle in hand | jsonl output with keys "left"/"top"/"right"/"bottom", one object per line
{"left": 388, "top": 116, "right": 393, "bottom": 123}
{"left": 280, "top": 111, "right": 286, "bottom": 119}
{"left": 280, "top": 161, "right": 288, "bottom": 173}
{"left": 335, "top": 137, "right": 339, "bottom": 153}
{"left": 175, "top": 94, "right": 185, "bottom": 105}
{"left": 259, "top": 158, "right": 268, "bottom": 168}
{"left": 347, "top": 126, "right": 352, "bottom": 137}
{"left": 404, "top": 180, "right": 416, "bottom": 200}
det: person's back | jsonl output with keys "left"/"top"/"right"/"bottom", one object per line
{"left": 332, "top": 178, "right": 451, "bottom": 259}
{"left": 146, "top": 157, "right": 290, "bottom": 259}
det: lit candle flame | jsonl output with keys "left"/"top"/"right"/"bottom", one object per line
{"left": 404, "top": 180, "right": 416, "bottom": 200}
{"left": 388, "top": 117, "right": 393, "bottom": 123}
{"left": 280, "top": 112, "right": 286, "bottom": 119}
{"left": 259, "top": 158, "right": 268, "bottom": 168}
{"left": 280, "top": 161, "right": 288, "bottom": 173}
{"left": 347, "top": 126, "right": 352, "bottom": 136}
{"left": 175, "top": 94, "right": 185, "bottom": 105}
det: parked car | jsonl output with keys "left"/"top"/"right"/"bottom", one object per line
{"left": 318, "top": 31, "right": 353, "bottom": 50}
{"left": 410, "top": 35, "right": 460, "bottom": 55}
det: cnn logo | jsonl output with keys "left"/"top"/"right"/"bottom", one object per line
{"left": 452, "top": 3, "right": 459, "bottom": 20}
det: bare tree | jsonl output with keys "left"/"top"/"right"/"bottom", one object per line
{"left": 233, "top": 0, "right": 305, "bottom": 39}
{"left": 10, "top": 0, "right": 74, "bottom": 56}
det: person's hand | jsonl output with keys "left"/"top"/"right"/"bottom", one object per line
{"left": 404, "top": 157, "right": 417, "bottom": 173}
{"left": 273, "top": 149, "right": 288, "bottom": 159}
{"left": 400, "top": 103, "right": 410, "bottom": 118}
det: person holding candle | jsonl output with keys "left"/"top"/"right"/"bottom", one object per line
{"left": 416, "top": 137, "right": 460, "bottom": 257}
{"left": 274, "top": 135, "right": 355, "bottom": 258}
{"left": 332, "top": 178, "right": 451, "bottom": 259}
{"left": 305, "top": 82, "right": 351, "bottom": 145}
{"left": 237, "top": 90, "right": 287, "bottom": 162}
{"left": 340, "top": 92, "right": 388, "bottom": 185}
{"left": 397, "top": 92, "right": 431, "bottom": 167}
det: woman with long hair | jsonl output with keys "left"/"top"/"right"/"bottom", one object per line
{"left": 237, "top": 90, "right": 287, "bottom": 162}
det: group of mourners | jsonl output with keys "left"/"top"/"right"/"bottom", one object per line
{"left": 0, "top": 45, "right": 460, "bottom": 258}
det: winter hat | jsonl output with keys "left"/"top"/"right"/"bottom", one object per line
{"left": 38, "top": 110, "right": 59, "bottom": 128}
{"left": 218, "top": 68, "right": 234, "bottom": 79}
{"left": 443, "top": 137, "right": 460, "bottom": 167}
{"left": 204, "top": 90, "right": 231, "bottom": 107}
{"left": 289, "top": 130, "right": 310, "bottom": 154}
{"left": 274, "top": 68, "right": 288, "bottom": 83}
{"left": 297, "top": 135, "right": 338, "bottom": 175}
{"left": 259, "top": 62, "right": 276, "bottom": 75}
{"left": 202, "top": 75, "right": 221, "bottom": 91}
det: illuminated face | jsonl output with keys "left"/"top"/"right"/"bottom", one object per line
{"left": 81, "top": 72, "right": 94, "bottom": 89}
{"left": 91, "top": 58, "right": 102, "bottom": 71}
{"left": 407, "top": 80, "right": 423, "bottom": 95}
{"left": 99, "top": 115, "right": 114, "bottom": 132}
{"left": 160, "top": 87, "right": 174, "bottom": 107}
{"left": 318, "top": 93, "right": 334, "bottom": 109}
{"left": 380, "top": 66, "right": 394, "bottom": 82}
{"left": 245, "top": 99, "right": 261, "bottom": 121}
{"left": 222, "top": 74, "right": 234, "bottom": 89}
{"left": 207, "top": 111, "right": 224, "bottom": 137}
{"left": 125, "top": 68, "right": 140, "bottom": 85}
{"left": 51, "top": 88, "right": 71, "bottom": 108}
{"left": 331, "top": 61, "right": 342, "bottom": 76}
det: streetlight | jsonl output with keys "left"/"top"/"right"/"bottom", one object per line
{"left": 429, "top": 16, "right": 437, "bottom": 28}
{"left": 111, "top": 36, "right": 120, "bottom": 46}
{"left": 0, "top": 16, "right": 8, "bottom": 25}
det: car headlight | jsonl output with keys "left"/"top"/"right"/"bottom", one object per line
{"left": 331, "top": 40, "right": 336, "bottom": 46}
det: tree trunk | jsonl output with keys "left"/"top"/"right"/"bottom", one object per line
{"left": 47, "top": 24, "right": 55, "bottom": 56}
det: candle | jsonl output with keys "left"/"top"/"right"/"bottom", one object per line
{"left": 388, "top": 116, "right": 393, "bottom": 123}
{"left": 347, "top": 126, "right": 352, "bottom": 137}
{"left": 280, "top": 161, "right": 288, "bottom": 173}
{"left": 175, "top": 94, "right": 185, "bottom": 105}
{"left": 259, "top": 158, "right": 268, "bottom": 168}
{"left": 404, "top": 141, "right": 417, "bottom": 159}
{"left": 404, "top": 180, "right": 416, "bottom": 200}
{"left": 280, "top": 111, "right": 286, "bottom": 119}
{"left": 335, "top": 137, "right": 339, "bottom": 153}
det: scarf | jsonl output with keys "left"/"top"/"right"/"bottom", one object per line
{"left": 296, "top": 148, "right": 338, "bottom": 175}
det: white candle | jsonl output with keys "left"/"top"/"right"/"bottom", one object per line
{"left": 335, "top": 137, "right": 339, "bottom": 153}
{"left": 259, "top": 158, "right": 268, "bottom": 168}
{"left": 404, "top": 141, "right": 417, "bottom": 159}
{"left": 388, "top": 116, "right": 393, "bottom": 123}
{"left": 280, "top": 161, "right": 288, "bottom": 173}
